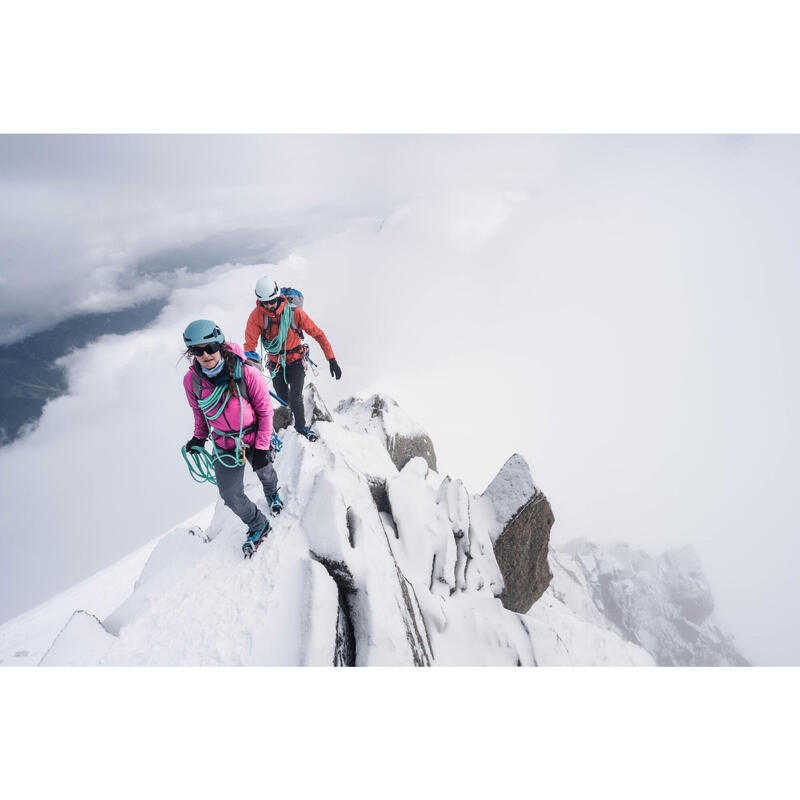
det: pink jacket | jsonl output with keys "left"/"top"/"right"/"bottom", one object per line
{"left": 183, "top": 342, "right": 274, "bottom": 451}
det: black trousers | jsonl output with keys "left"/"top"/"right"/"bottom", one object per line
{"left": 272, "top": 360, "right": 306, "bottom": 430}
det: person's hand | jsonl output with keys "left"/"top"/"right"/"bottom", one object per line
{"left": 329, "top": 358, "right": 342, "bottom": 380}
{"left": 185, "top": 436, "right": 207, "bottom": 452}
{"left": 245, "top": 350, "right": 260, "bottom": 365}
{"left": 251, "top": 448, "right": 272, "bottom": 471}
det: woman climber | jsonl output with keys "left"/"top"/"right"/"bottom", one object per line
{"left": 182, "top": 319, "right": 281, "bottom": 557}
{"left": 243, "top": 276, "right": 342, "bottom": 443}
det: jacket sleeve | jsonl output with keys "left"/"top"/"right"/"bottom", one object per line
{"left": 244, "top": 308, "right": 263, "bottom": 353}
{"left": 294, "top": 308, "right": 335, "bottom": 361}
{"left": 244, "top": 365, "right": 274, "bottom": 449}
{"left": 183, "top": 373, "right": 210, "bottom": 440}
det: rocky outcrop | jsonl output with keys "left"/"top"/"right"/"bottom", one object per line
{"left": 482, "top": 454, "right": 554, "bottom": 613}
{"left": 272, "top": 405, "right": 292, "bottom": 433}
{"left": 335, "top": 394, "right": 437, "bottom": 472}
{"left": 388, "top": 432, "right": 437, "bottom": 473}
{"left": 304, "top": 383, "right": 333, "bottom": 426}
{"left": 272, "top": 382, "right": 332, "bottom": 434}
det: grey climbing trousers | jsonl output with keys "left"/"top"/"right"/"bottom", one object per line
{"left": 213, "top": 447, "right": 278, "bottom": 533}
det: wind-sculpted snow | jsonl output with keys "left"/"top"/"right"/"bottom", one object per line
{"left": 0, "top": 389, "right": 746, "bottom": 667}
{"left": 385, "top": 460, "right": 534, "bottom": 665}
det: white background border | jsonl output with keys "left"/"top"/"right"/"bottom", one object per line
{"left": 2, "top": 1, "right": 799, "bottom": 796}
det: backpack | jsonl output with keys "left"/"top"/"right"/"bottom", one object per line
{"left": 281, "top": 286, "right": 304, "bottom": 309}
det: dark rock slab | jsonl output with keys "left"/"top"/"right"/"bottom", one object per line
{"left": 483, "top": 454, "right": 554, "bottom": 613}
{"left": 272, "top": 405, "right": 293, "bottom": 433}
{"left": 493, "top": 492, "right": 555, "bottom": 613}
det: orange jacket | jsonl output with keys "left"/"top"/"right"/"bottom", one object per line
{"left": 244, "top": 297, "right": 335, "bottom": 365}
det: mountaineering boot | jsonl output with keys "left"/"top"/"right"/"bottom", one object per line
{"left": 267, "top": 491, "right": 283, "bottom": 515}
{"left": 298, "top": 426, "right": 319, "bottom": 442}
{"left": 242, "top": 517, "right": 271, "bottom": 559}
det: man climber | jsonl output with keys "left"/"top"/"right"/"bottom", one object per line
{"left": 244, "top": 276, "right": 342, "bottom": 442}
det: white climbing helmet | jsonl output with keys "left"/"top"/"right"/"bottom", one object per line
{"left": 254, "top": 276, "right": 281, "bottom": 302}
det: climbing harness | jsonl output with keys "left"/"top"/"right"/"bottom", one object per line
{"left": 260, "top": 303, "right": 296, "bottom": 381}
{"left": 181, "top": 360, "right": 282, "bottom": 485}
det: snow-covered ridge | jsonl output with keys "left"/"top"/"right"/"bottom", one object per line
{"left": 0, "top": 389, "right": 747, "bottom": 666}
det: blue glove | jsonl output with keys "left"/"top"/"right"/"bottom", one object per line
{"left": 245, "top": 350, "right": 259, "bottom": 360}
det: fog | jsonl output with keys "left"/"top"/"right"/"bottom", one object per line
{"left": 1, "top": 135, "right": 798, "bottom": 664}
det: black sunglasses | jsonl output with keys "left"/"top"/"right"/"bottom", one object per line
{"left": 260, "top": 298, "right": 280, "bottom": 308}
{"left": 188, "top": 343, "right": 221, "bottom": 356}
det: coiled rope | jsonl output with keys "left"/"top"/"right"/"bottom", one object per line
{"left": 261, "top": 303, "right": 295, "bottom": 381}
{"left": 181, "top": 375, "right": 282, "bottom": 486}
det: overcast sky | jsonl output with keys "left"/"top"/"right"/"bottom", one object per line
{"left": 0, "top": 135, "right": 798, "bottom": 664}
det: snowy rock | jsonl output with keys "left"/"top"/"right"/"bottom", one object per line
{"left": 482, "top": 455, "right": 554, "bottom": 613}
{"left": 483, "top": 454, "right": 537, "bottom": 534}
{"left": 272, "top": 382, "right": 332, "bottom": 433}
{"left": 304, "top": 382, "right": 333, "bottom": 426}
{"left": 335, "top": 394, "right": 437, "bottom": 472}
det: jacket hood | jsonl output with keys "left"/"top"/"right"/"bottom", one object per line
{"left": 224, "top": 341, "right": 246, "bottom": 361}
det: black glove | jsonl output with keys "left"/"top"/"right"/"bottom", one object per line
{"left": 185, "top": 436, "right": 207, "bottom": 452}
{"left": 329, "top": 358, "right": 342, "bottom": 380}
{"left": 251, "top": 448, "right": 272, "bottom": 471}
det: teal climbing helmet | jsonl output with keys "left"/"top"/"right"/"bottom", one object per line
{"left": 183, "top": 319, "right": 225, "bottom": 347}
